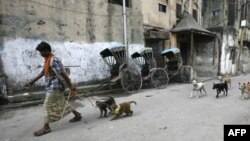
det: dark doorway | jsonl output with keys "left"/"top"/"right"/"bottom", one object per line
{"left": 180, "top": 42, "right": 190, "bottom": 65}
{"left": 145, "top": 39, "right": 165, "bottom": 67}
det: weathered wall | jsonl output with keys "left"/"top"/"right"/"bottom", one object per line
{"left": 141, "top": 0, "right": 202, "bottom": 31}
{"left": 241, "top": 47, "right": 250, "bottom": 73}
{"left": 193, "top": 36, "right": 218, "bottom": 77}
{"left": 202, "top": 0, "right": 250, "bottom": 75}
{"left": 220, "top": 32, "right": 238, "bottom": 75}
{"left": 0, "top": 0, "right": 143, "bottom": 42}
{"left": 141, "top": 0, "right": 172, "bottom": 29}
{"left": 1, "top": 39, "right": 144, "bottom": 91}
{"left": 0, "top": 0, "right": 144, "bottom": 92}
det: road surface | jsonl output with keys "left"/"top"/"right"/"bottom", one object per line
{"left": 1, "top": 74, "right": 250, "bottom": 141}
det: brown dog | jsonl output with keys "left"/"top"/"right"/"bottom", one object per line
{"left": 239, "top": 82, "right": 250, "bottom": 99}
{"left": 219, "top": 75, "right": 231, "bottom": 87}
{"left": 110, "top": 101, "right": 137, "bottom": 120}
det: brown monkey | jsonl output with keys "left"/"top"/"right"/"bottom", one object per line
{"left": 110, "top": 101, "right": 137, "bottom": 120}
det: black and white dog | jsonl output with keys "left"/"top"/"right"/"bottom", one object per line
{"left": 212, "top": 82, "right": 228, "bottom": 98}
{"left": 190, "top": 79, "right": 206, "bottom": 99}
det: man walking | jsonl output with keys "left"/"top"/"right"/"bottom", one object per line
{"left": 25, "top": 41, "right": 82, "bottom": 136}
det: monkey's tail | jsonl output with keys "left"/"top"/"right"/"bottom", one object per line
{"left": 108, "top": 96, "right": 116, "bottom": 103}
{"left": 108, "top": 96, "right": 114, "bottom": 100}
{"left": 129, "top": 101, "right": 137, "bottom": 105}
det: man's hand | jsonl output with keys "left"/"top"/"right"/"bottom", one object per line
{"left": 24, "top": 81, "right": 34, "bottom": 89}
{"left": 69, "top": 84, "right": 77, "bottom": 100}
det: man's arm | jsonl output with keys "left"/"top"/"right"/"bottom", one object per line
{"left": 25, "top": 71, "right": 44, "bottom": 88}
{"left": 60, "top": 72, "right": 74, "bottom": 90}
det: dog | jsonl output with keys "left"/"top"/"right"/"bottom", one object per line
{"left": 110, "top": 101, "right": 136, "bottom": 120}
{"left": 190, "top": 79, "right": 206, "bottom": 99}
{"left": 238, "top": 82, "right": 250, "bottom": 99}
{"left": 95, "top": 96, "right": 116, "bottom": 118}
{"left": 213, "top": 82, "right": 228, "bottom": 98}
{"left": 218, "top": 75, "right": 231, "bottom": 87}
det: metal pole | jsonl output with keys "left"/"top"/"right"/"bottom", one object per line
{"left": 122, "top": 0, "right": 128, "bottom": 63}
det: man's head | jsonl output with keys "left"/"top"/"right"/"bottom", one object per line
{"left": 36, "top": 41, "right": 51, "bottom": 58}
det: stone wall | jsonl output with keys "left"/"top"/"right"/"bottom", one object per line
{"left": 193, "top": 35, "right": 218, "bottom": 77}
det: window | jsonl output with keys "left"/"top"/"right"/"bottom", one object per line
{"left": 176, "top": 3, "right": 182, "bottom": 18}
{"left": 108, "top": 0, "right": 131, "bottom": 7}
{"left": 228, "top": 0, "right": 236, "bottom": 26}
{"left": 193, "top": 9, "right": 197, "bottom": 21}
{"left": 211, "top": 9, "right": 220, "bottom": 17}
{"left": 159, "top": 4, "right": 167, "bottom": 13}
{"left": 193, "top": 3, "right": 198, "bottom": 21}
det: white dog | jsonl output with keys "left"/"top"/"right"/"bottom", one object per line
{"left": 190, "top": 79, "right": 206, "bottom": 99}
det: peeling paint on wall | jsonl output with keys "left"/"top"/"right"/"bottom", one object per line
{"left": 220, "top": 34, "right": 237, "bottom": 74}
{"left": 0, "top": 38, "right": 144, "bottom": 91}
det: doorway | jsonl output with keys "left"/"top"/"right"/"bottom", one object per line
{"left": 180, "top": 42, "right": 190, "bottom": 65}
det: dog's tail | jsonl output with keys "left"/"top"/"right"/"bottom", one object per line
{"left": 128, "top": 101, "right": 137, "bottom": 105}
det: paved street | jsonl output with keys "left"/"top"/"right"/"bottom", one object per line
{"left": 1, "top": 74, "right": 250, "bottom": 141}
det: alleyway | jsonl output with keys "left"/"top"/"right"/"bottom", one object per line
{"left": 0, "top": 74, "right": 250, "bottom": 141}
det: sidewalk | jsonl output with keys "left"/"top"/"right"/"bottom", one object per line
{"left": 196, "top": 76, "right": 218, "bottom": 82}
{"left": 0, "top": 76, "right": 217, "bottom": 111}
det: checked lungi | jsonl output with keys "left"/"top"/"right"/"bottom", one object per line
{"left": 43, "top": 91, "right": 73, "bottom": 124}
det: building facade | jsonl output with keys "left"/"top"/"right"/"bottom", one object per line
{"left": 203, "top": 0, "right": 250, "bottom": 75}
{"left": 141, "top": 0, "right": 216, "bottom": 77}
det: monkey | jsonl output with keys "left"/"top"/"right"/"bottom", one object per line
{"left": 110, "top": 101, "right": 137, "bottom": 120}
{"left": 95, "top": 96, "right": 116, "bottom": 118}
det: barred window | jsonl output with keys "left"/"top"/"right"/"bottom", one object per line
{"left": 108, "top": 0, "right": 131, "bottom": 7}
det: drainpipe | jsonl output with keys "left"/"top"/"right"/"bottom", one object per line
{"left": 122, "top": 0, "right": 128, "bottom": 63}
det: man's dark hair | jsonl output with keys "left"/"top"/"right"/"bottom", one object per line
{"left": 36, "top": 41, "right": 51, "bottom": 52}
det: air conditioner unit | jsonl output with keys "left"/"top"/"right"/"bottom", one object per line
{"left": 241, "top": 20, "right": 247, "bottom": 27}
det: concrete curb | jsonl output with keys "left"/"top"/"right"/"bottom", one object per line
{"left": 0, "top": 88, "right": 123, "bottom": 111}
{"left": 0, "top": 83, "right": 122, "bottom": 111}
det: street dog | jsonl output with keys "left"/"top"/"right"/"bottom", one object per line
{"left": 110, "top": 101, "right": 137, "bottom": 120}
{"left": 95, "top": 96, "right": 116, "bottom": 118}
{"left": 213, "top": 82, "right": 228, "bottom": 98}
{"left": 219, "top": 75, "right": 231, "bottom": 87}
{"left": 190, "top": 79, "right": 206, "bottom": 99}
{"left": 238, "top": 82, "right": 250, "bottom": 99}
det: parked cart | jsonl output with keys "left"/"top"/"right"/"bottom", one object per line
{"left": 161, "top": 47, "right": 193, "bottom": 83}
{"left": 131, "top": 48, "right": 169, "bottom": 89}
{"left": 100, "top": 46, "right": 142, "bottom": 93}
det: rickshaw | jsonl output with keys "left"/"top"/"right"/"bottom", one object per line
{"left": 131, "top": 48, "right": 169, "bottom": 89}
{"left": 100, "top": 46, "right": 142, "bottom": 93}
{"left": 161, "top": 47, "right": 193, "bottom": 83}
